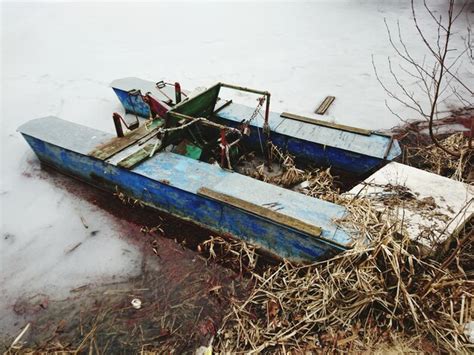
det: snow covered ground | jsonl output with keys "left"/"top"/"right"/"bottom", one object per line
{"left": 1, "top": 0, "right": 472, "bottom": 338}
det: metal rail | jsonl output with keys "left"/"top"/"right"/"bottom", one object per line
{"left": 219, "top": 83, "right": 271, "bottom": 131}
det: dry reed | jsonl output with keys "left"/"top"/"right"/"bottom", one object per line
{"left": 214, "top": 196, "right": 473, "bottom": 353}
{"left": 403, "top": 132, "right": 473, "bottom": 182}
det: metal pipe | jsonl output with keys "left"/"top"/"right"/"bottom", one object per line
{"left": 264, "top": 93, "right": 271, "bottom": 131}
{"left": 168, "top": 111, "right": 242, "bottom": 135}
{"left": 112, "top": 112, "right": 124, "bottom": 137}
{"left": 219, "top": 82, "right": 271, "bottom": 129}
{"left": 175, "top": 82, "right": 182, "bottom": 104}
{"left": 219, "top": 82, "right": 270, "bottom": 97}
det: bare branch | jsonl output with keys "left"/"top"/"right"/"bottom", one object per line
{"left": 412, "top": 0, "right": 442, "bottom": 61}
{"left": 413, "top": 0, "right": 473, "bottom": 94}
{"left": 424, "top": 0, "right": 461, "bottom": 157}
{"left": 393, "top": 20, "right": 435, "bottom": 80}
{"left": 387, "top": 57, "right": 427, "bottom": 117}
{"left": 446, "top": 46, "right": 469, "bottom": 72}
{"left": 452, "top": 0, "right": 468, "bottom": 23}
{"left": 372, "top": 55, "right": 428, "bottom": 119}
{"left": 384, "top": 99, "right": 408, "bottom": 123}
{"left": 450, "top": 83, "right": 473, "bottom": 107}
{"left": 377, "top": 0, "right": 471, "bottom": 158}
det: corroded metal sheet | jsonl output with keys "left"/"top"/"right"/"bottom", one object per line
{"left": 217, "top": 103, "right": 401, "bottom": 161}
{"left": 217, "top": 102, "right": 285, "bottom": 131}
{"left": 113, "top": 88, "right": 151, "bottom": 118}
{"left": 172, "top": 83, "right": 221, "bottom": 118}
{"left": 134, "top": 151, "right": 228, "bottom": 193}
{"left": 275, "top": 117, "right": 400, "bottom": 160}
{"left": 198, "top": 187, "right": 322, "bottom": 238}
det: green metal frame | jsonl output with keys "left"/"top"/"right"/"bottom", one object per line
{"left": 169, "top": 82, "right": 271, "bottom": 121}
{"left": 158, "top": 82, "right": 272, "bottom": 154}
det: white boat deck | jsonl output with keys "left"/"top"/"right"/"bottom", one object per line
{"left": 347, "top": 162, "right": 473, "bottom": 247}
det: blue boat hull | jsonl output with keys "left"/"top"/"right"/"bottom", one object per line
{"left": 21, "top": 133, "right": 348, "bottom": 263}
{"left": 111, "top": 79, "right": 401, "bottom": 176}
{"left": 113, "top": 87, "right": 151, "bottom": 118}
{"left": 216, "top": 117, "right": 385, "bottom": 175}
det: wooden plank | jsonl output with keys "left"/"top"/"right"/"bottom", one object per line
{"left": 89, "top": 120, "right": 162, "bottom": 161}
{"left": 117, "top": 143, "right": 156, "bottom": 169}
{"left": 280, "top": 112, "right": 372, "bottom": 136}
{"left": 315, "top": 96, "right": 335, "bottom": 115}
{"left": 197, "top": 187, "right": 322, "bottom": 238}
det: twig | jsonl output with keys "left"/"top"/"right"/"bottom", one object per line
{"left": 9, "top": 323, "right": 30, "bottom": 350}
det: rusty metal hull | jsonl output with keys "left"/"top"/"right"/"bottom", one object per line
{"left": 18, "top": 117, "right": 353, "bottom": 263}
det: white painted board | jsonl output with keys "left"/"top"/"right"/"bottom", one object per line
{"left": 347, "top": 162, "right": 473, "bottom": 247}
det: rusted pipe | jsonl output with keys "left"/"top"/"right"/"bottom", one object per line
{"left": 113, "top": 112, "right": 124, "bottom": 137}
{"left": 168, "top": 111, "right": 242, "bottom": 136}
{"left": 175, "top": 82, "right": 182, "bottom": 104}
{"left": 264, "top": 93, "right": 271, "bottom": 133}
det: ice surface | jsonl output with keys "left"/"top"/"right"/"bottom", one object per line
{"left": 1, "top": 0, "right": 472, "bottom": 337}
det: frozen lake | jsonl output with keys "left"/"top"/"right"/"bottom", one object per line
{"left": 1, "top": 0, "right": 472, "bottom": 340}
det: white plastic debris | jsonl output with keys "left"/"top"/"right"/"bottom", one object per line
{"left": 131, "top": 298, "right": 142, "bottom": 309}
{"left": 195, "top": 336, "right": 213, "bottom": 355}
{"left": 195, "top": 345, "right": 212, "bottom": 355}
{"left": 295, "top": 180, "right": 310, "bottom": 190}
{"left": 464, "top": 321, "right": 474, "bottom": 343}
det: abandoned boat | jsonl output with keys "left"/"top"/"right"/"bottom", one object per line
{"left": 18, "top": 79, "right": 401, "bottom": 262}
{"left": 111, "top": 77, "right": 401, "bottom": 175}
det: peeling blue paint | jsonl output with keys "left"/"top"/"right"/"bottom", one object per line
{"left": 18, "top": 116, "right": 355, "bottom": 263}
{"left": 113, "top": 88, "right": 151, "bottom": 118}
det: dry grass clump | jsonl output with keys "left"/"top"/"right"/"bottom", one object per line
{"left": 114, "top": 186, "right": 145, "bottom": 207}
{"left": 214, "top": 198, "right": 473, "bottom": 353}
{"left": 296, "top": 168, "right": 340, "bottom": 202}
{"left": 249, "top": 143, "right": 306, "bottom": 187}
{"left": 243, "top": 143, "right": 341, "bottom": 202}
{"left": 199, "top": 236, "right": 259, "bottom": 275}
{"left": 403, "top": 132, "right": 473, "bottom": 182}
{"left": 239, "top": 143, "right": 307, "bottom": 188}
